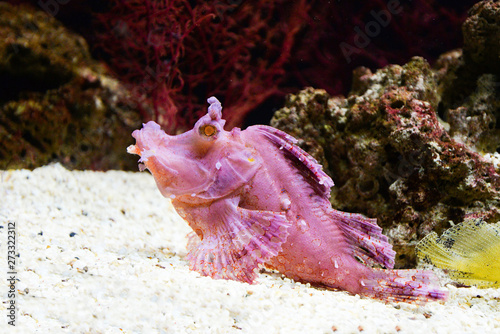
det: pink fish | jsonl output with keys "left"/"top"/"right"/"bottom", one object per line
{"left": 128, "top": 97, "right": 447, "bottom": 303}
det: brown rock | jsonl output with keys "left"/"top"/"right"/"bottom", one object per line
{"left": 0, "top": 3, "right": 141, "bottom": 170}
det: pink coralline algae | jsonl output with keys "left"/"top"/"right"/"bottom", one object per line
{"left": 128, "top": 97, "right": 447, "bottom": 303}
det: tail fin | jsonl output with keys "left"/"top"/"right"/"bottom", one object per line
{"left": 364, "top": 269, "right": 448, "bottom": 303}
{"left": 416, "top": 219, "right": 500, "bottom": 288}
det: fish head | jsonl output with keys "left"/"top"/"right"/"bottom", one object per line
{"left": 128, "top": 97, "right": 260, "bottom": 199}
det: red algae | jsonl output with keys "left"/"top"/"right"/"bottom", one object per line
{"left": 95, "top": 0, "right": 307, "bottom": 133}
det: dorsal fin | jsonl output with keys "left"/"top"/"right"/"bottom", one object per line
{"left": 253, "top": 125, "right": 395, "bottom": 269}
{"left": 253, "top": 125, "right": 334, "bottom": 198}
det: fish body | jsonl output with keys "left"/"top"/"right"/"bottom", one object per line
{"left": 416, "top": 219, "right": 500, "bottom": 288}
{"left": 128, "top": 97, "right": 447, "bottom": 302}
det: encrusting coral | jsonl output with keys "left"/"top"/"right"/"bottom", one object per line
{"left": 271, "top": 57, "right": 500, "bottom": 268}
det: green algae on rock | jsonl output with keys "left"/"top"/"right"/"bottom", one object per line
{"left": 0, "top": 3, "right": 141, "bottom": 170}
{"left": 271, "top": 57, "right": 500, "bottom": 268}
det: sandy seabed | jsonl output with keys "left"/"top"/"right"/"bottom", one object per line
{"left": 0, "top": 164, "right": 499, "bottom": 334}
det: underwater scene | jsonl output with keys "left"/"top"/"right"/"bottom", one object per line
{"left": 1, "top": 0, "right": 499, "bottom": 333}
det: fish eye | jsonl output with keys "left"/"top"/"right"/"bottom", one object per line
{"left": 199, "top": 124, "right": 217, "bottom": 137}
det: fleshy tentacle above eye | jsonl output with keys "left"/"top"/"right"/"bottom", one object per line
{"left": 207, "top": 96, "right": 223, "bottom": 121}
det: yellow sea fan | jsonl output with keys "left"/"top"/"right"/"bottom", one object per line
{"left": 416, "top": 219, "right": 500, "bottom": 288}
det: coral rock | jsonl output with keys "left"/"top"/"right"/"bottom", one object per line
{"left": 437, "top": 0, "right": 500, "bottom": 155}
{"left": 0, "top": 3, "right": 141, "bottom": 170}
{"left": 272, "top": 56, "right": 500, "bottom": 268}
{"left": 462, "top": 0, "right": 500, "bottom": 76}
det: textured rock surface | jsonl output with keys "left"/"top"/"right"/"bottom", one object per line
{"left": 0, "top": 3, "right": 141, "bottom": 170}
{"left": 271, "top": 56, "right": 500, "bottom": 268}
{"left": 437, "top": 0, "right": 500, "bottom": 155}
{"left": 462, "top": 0, "right": 500, "bottom": 76}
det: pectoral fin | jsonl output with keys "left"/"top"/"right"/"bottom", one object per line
{"left": 186, "top": 198, "right": 291, "bottom": 283}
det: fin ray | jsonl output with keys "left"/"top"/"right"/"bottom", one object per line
{"left": 332, "top": 210, "right": 396, "bottom": 269}
{"left": 365, "top": 269, "right": 448, "bottom": 303}
{"left": 186, "top": 198, "right": 291, "bottom": 283}
{"left": 253, "top": 125, "right": 334, "bottom": 198}
{"left": 416, "top": 219, "right": 500, "bottom": 288}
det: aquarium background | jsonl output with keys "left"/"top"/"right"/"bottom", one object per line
{"left": 3, "top": 0, "right": 479, "bottom": 131}
{"left": 1, "top": 0, "right": 499, "bottom": 268}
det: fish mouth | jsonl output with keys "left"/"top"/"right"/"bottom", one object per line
{"left": 127, "top": 144, "right": 144, "bottom": 171}
{"left": 127, "top": 144, "right": 140, "bottom": 156}
{"left": 127, "top": 122, "right": 212, "bottom": 196}
{"left": 127, "top": 121, "right": 178, "bottom": 180}
{"left": 129, "top": 121, "right": 169, "bottom": 152}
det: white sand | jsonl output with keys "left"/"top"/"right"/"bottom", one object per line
{"left": 0, "top": 164, "right": 499, "bottom": 333}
